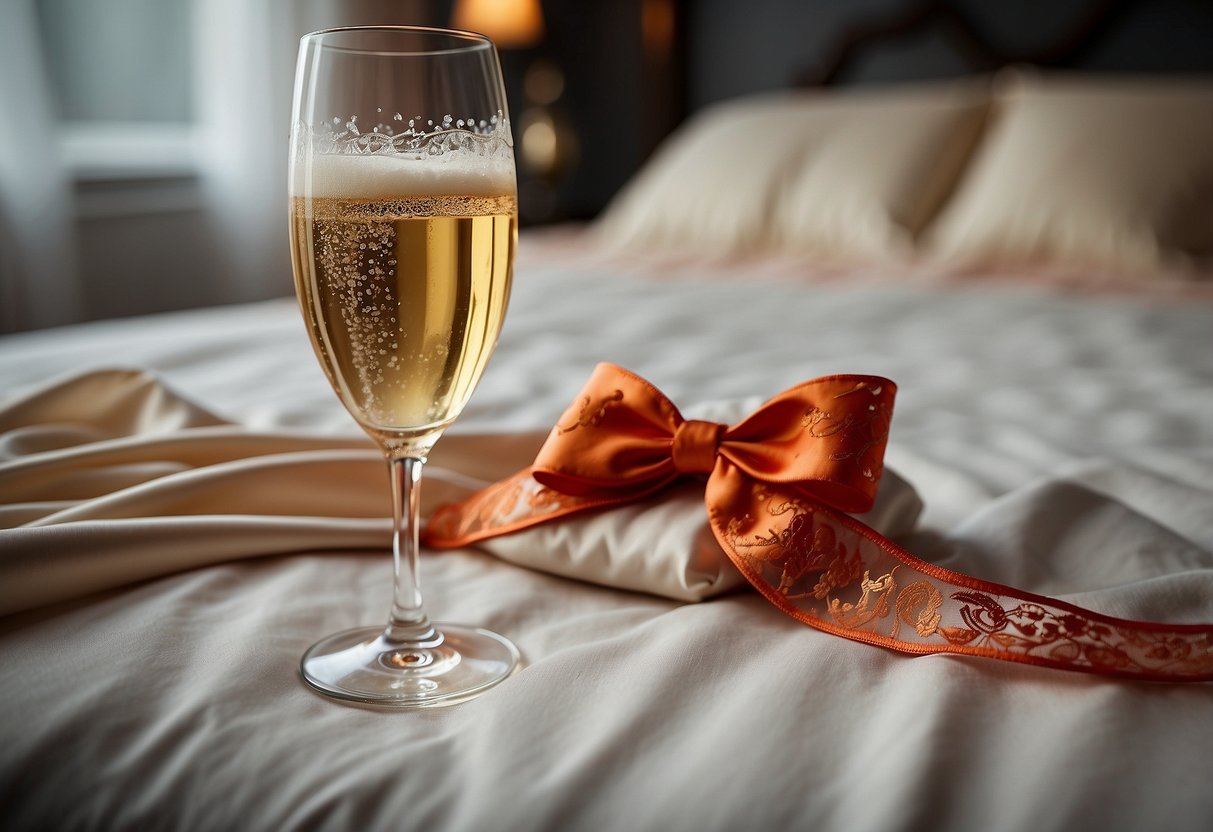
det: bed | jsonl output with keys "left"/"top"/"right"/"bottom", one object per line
{"left": 3, "top": 46, "right": 1213, "bottom": 832}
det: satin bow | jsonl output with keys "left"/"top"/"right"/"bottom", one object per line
{"left": 532, "top": 362, "right": 892, "bottom": 515}
{"left": 426, "top": 364, "right": 1213, "bottom": 682}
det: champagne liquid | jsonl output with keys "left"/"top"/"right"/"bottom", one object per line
{"left": 290, "top": 193, "right": 515, "bottom": 445}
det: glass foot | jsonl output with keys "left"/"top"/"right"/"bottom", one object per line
{"left": 301, "top": 624, "right": 520, "bottom": 707}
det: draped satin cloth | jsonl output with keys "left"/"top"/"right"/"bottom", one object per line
{"left": 2, "top": 367, "right": 916, "bottom": 611}
{"left": 426, "top": 364, "right": 1213, "bottom": 682}
{"left": 0, "top": 369, "right": 536, "bottom": 614}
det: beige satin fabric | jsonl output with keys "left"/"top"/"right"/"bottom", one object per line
{"left": 0, "top": 369, "right": 923, "bottom": 613}
{"left": 0, "top": 369, "right": 544, "bottom": 615}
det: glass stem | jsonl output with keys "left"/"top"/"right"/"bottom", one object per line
{"left": 383, "top": 455, "right": 441, "bottom": 647}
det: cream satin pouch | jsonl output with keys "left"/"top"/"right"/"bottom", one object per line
{"left": 462, "top": 468, "right": 922, "bottom": 601}
{"left": 427, "top": 398, "right": 923, "bottom": 602}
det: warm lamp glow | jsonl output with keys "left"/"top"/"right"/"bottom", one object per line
{"left": 642, "top": 0, "right": 675, "bottom": 59}
{"left": 452, "top": 0, "right": 545, "bottom": 49}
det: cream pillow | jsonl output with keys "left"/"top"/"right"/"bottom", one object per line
{"left": 924, "top": 74, "right": 1213, "bottom": 276}
{"left": 772, "top": 86, "right": 989, "bottom": 260}
{"left": 594, "top": 81, "right": 990, "bottom": 262}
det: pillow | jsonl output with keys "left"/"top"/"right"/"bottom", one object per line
{"left": 594, "top": 81, "right": 990, "bottom": 263}
{"left": 923, "top": 74, "right": 1213, "bottom": 277}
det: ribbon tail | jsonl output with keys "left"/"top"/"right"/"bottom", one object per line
{"left": 705, "top": 469, "right": 1213, "bottom": 682}
{"left": 424, "top": 468, "right": 656, "bottom": 549}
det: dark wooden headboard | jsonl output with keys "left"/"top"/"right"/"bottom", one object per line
{"left": 795, "top": 0, "right": 1183, "bottom": 86}
{"left": 685, "top": 0, "right": 1213, "bottom": 109}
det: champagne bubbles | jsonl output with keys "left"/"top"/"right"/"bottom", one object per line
{"left": 293, "top": 192, "right": 515, "bottom": 431}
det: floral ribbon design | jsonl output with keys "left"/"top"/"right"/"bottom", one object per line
{"left": 425, "top": 363, "right": 1213, "bottom": 682}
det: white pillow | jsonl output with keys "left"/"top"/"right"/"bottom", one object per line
{"left": 923, "top": 73, "right": 1213, "bottom": 277}
{"left": 595, "top": 81, "right": 990, "bottom": 263}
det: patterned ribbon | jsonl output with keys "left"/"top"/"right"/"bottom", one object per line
{"left": 425, "top": 364, "right": 1213, "bottom": 681}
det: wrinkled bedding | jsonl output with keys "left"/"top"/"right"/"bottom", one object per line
{"left": 2, "top": 238, "right": 1211, "bottom": 831}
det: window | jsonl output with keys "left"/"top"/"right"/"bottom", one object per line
{"left": 34, "top": 0, "right": 197, "bottom": 180}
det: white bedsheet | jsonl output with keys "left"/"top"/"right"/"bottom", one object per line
{"left": 2, "top": 239, "right": 1212, "bottom": 831}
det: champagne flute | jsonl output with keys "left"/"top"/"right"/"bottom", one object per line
{"left": 289, "top": 26, "right": 520, "bottom": 706}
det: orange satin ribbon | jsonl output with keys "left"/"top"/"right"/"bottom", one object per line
{"left": 426, "top": 364, "right": 1213, "bottom": 682}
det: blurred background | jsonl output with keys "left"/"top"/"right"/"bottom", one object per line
{"left": 1, "top": 0, "right": 1211, "bottom": 333}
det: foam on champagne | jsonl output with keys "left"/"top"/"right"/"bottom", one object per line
{"left": 293, "top": 151, "right": 514, "bottom": 199}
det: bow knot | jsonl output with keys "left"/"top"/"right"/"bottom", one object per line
{"left": 530, "top": 363, "right": 895, "bottom": 514}
{"left": 672, "top": 419, "right": 725, "bottom": 475}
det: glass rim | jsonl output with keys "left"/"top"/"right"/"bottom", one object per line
{"left": 299, "top": 25, "right": 496, "bottom": 57}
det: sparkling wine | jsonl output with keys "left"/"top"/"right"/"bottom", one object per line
{"left": 290, "top": 154, "right": 516, "bottom": 445}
